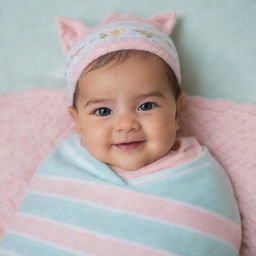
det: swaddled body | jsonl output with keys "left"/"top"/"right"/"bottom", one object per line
{"left": 0, "top": 134, "right": 241, "bottom": 255}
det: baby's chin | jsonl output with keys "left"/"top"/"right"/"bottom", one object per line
{"left": 109, "top": 163, "right": 145, "bottom": 172}
{"left": 113, "top": 163, "right": 145, "bottom": 171}
{"left": 108, "top": 155, "right": 161, "bottom": 172}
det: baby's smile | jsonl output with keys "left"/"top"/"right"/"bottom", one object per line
{"left": 113, "top": 140, "right": 146, "bottom": 151}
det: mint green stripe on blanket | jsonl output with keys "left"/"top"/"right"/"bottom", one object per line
{"left": 15, "top": 192, "right": 237, "bottom": 256}
{"left": 0, "top": 232, "right": 87, "bottom": 256}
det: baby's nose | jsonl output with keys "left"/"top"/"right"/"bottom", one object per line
{"left": 114, "top": 113, "right": 141, "bottom": 134}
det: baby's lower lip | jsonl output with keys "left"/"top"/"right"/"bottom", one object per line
{"left": 114, "top": 141, "right": 144, "bottom": 151}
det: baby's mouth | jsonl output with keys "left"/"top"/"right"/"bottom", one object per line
{"left": 114, "top": 141, "right": 145, "bottom": 151}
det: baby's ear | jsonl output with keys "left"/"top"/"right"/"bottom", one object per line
{"left": 56, "top": 17, "right": 89, "bottom": 55}
{"left": 67, "top": 106, "right": 82, "bottom": 134}
{"left": 149, "top": 12, "right": 176, "bottom": 34}
{"left": 175, "top": 92, "right": 186, "bottom": 130}
{"left": 67, "top": 106, "right": 77, "bottom": 121}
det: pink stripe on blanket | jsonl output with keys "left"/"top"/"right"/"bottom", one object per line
{"left": 9, "top": 213, "right": 174, "bottom": 256}
{"left": 28, "top": 175, "right": 241, "bottom": 250}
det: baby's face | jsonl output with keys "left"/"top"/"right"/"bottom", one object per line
{"left": 68, "top": 55, "right": 184, "bottom": 171}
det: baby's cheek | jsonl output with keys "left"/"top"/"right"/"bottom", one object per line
{"left": 153, "top": 121, "right": 177, "bottom": 149}
{"left": 82, "top": 121, "right": 104, "bottom": 137}
{"left": 152, "top": 116, "right": 176, "bottom": 136}
{"left": 83, "top": 125, "right": 110, "bottom": 149}
{"left": 81, "top": 136, "right": 106, "bottom": 160}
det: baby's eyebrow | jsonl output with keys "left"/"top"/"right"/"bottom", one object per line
{"left": 135, "top": 91, "right": 164, "bottom": 100}
{"left": 84, "top": 98, "right": 112, "bottom": 108}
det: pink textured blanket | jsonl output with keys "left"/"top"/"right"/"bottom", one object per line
{"left": 0, "top": 88, "right": 255, "bottom": 256}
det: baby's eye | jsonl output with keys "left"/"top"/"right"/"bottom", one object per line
{"left": 94, "top": 107, "right": 112, "bottom": 116}
{"left": 138, "top": 102, "right": 157, "bottom": 111}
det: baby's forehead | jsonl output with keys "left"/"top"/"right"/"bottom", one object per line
{"left": 81, "top": 50, "right": 166, "bottom": 76}
{"left": 82, "top": 55, "right": 171, "bottom": 89}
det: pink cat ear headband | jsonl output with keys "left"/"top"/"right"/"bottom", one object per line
{"left": 56, "top": 12, "right": 181, "bottom": 106}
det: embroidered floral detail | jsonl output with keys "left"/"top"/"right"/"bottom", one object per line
{"left": 99, "top": 33, "right": 108, "bottom": 39}
{"left": 74, "top": 46, "right": 85, "bottom": 57}
{"left": 133, "top": 29, "right": 153, "bottom": 38}
{"left": 110, "top": 29, "right": 124, "bottom": 35}
{"left": 71, "top": 46, "right": 85, "bottom": 60}
{"left": 99, "top": 29, "right": 125, "bottom": 39}
{"left": 132, "top": 28, "right": 173, "bottom": 49}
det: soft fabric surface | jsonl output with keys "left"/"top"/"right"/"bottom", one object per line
{"left": 0, "top": 88, "right": 255, "bottom": 255}
{"left": 0, "top": 135, "right": 241, "bottom": 255}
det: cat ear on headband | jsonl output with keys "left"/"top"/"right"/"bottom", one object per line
{"left": 56, "top": 17, "right": 89, "bottom": 55}
{"left": 149, "top": 12, "right": 177, "bottom": 34}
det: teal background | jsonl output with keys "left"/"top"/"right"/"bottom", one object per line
{"left": 0, "top": 0, "right": 255, "bottom": 103}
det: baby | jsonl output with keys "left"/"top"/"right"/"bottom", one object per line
{"left": 0, "top": 13, "right": 241, "bottom": 256}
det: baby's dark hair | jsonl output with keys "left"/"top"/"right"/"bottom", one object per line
{"left": 73, "top": 50, "right": 181, "bottom": 110}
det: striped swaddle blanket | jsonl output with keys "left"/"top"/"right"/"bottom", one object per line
{"left": 0, "top": 135, "right": 241, "bottom": 256}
